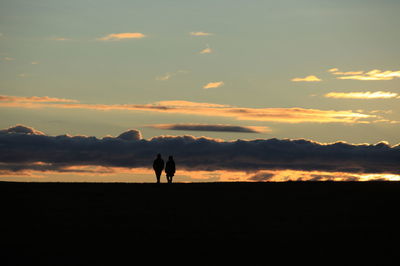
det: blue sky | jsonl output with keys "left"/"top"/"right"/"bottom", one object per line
{"left": 1, "top": 0, "right": 400, "bottom": 182}
{"left": 1, "top": 0, "right": 400, "bottom": 143}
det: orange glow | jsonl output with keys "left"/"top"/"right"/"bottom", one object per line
{"left": 1, "top": 165, "right": 399, "bottom": 183}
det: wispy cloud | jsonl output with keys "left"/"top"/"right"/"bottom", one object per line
{"left": 51, "top": 37, "right": 70, "bottom": 41}
{"left": 98, "top": 32, "right": 146, "bottom": 41}
{"left": 328, "top": 68, "right": 339, "bottom": 73}
{"left": 291, "top": 75, "right": 322, "bottom": 82}
{"left": 331, "top": 68, "right": 400, "bottom": 81}
{"left": 200, "top": 44, "right": 212, "bottom": 54}
{"left": 31, "top": 61, "right": 39, "bottom": 65}
{"left": 203, "top": 81, "right": 224, "bottom": 89}
{"left": 156, "top": 70, "right": 189, "bottom": 81}
{"left": 150, "top": 123, "right": 271, "bottom": 133}
{"left": 190, "top": 32, "right": 213, "bottom": 36}
{"left": 2, "top": 57, "right": 15, "bottom": 61}
{"left": 325, "top": 91, "right": 399, "bottom": 99}
{"left": 154, "top": 100, "right": 228, "bottom": 108}
{"left": 0, "top": 95, "right": 78, "bottom": 103}
{"left": 0, "top": 95, "right": 382, "bottom": 124}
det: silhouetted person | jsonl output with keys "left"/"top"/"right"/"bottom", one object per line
{"left": 153, "top": 154, "right": 164, "bottom": 183}
{"left": 165, "top": 155, "right": 176, "bottom": 183}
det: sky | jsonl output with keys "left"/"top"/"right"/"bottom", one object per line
{"left": 1, "top": 0, "right": 400, "bottom": 182}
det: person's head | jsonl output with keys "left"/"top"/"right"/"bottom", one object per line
{"left": 168, "top": 155, "right": 173, "bottom": 160}
{"left": 157, "top": 153, "right": 161, "bottom": 159}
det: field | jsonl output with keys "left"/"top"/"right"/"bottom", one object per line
{"left": 1, "top": 181, "right": 399, "bottom": 265}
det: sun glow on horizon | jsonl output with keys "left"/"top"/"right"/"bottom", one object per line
{"left": 1, "top": 165, "right": 399, "bottom": 183}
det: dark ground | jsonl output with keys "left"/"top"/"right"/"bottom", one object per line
{"left": 1, "top": 181, "right": 399, "bottom": 265}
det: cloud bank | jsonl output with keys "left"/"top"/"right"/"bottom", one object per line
{"left": 1, "top": 125, "right": 399, "bottom": 177}
{"left": 0, "top": 95, "right": 381, "bottom": 123}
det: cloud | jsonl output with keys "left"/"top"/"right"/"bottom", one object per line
{"left": 0, "top": 95, "right": 382, "bottom": 124}
{"left": 2, "top": 57, "right": 15, "bottom": 61}
{"left": 1, "top": 125, "right": 399, "bottom": 177}
{"left": 154, "top": 100, "right": 228, "bottom": 108}
{"left": 156, "top": 70, "right": 188, "bottom": 81}
{"left": 117, "top": 129, "right": 142, "bottom": 141}
{"left": 190, "top": 32, "right": 213, "bottom": 36}
{"left": 0, "top": 124, "right": 45, "bottom": 135}
{"left": 248, "top": 172, "right": 276, "bottom": 181}
{"left": 0, "top": 95, "right": 78, "bottom": 103}
{"left": 98, "top": 32, "right": 146, "bottom": 41}
{"left": 328, "top": 68, "right": 339, "bottom": 73}
{"left": 31, "top": 61, "right": 39, "bottom": 65}
{"left": 149, "top": 124, "right": 271, "bottom": 133}
{"left": 200, "top": 44, "right": 212, "bottom": 54}
{"left": 291, "top": 75, "right": 322, "bottom": 82}
{"left": 325, "top": 91, "right": 399, "bottom": 99}
{"left": 332, "top": 69, "right": 400, "bottom": 81}
{"left": 332, "top": 71, "right": 364, "bottom": 75}
{"left": 203, "top": 81, "right": 224, "bottom": 89}
{"left": 50, "top": 37, "right": 70, "bottom": 41}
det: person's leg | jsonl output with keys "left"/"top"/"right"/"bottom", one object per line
{"left": 156, "top": 171, "right": 161, "bottom": 183}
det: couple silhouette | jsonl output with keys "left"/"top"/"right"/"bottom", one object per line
{"left": 153, "top": 154, "right": 176, "bottom": 183}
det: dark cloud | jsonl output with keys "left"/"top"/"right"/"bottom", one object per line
{"left": 0, "top": 124, "right": 45, "bottom": 135}
{"left": 1, "top": 125, "right": 399, "bottom": 175}
{"left": 150, "top": 124, "right": 268, "bottom": 133}
{"left": 248, "top": 172, "right": 275, "bottom": 181}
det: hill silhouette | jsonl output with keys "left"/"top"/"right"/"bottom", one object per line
{"left": 1, "top": 182, "right": 399, "bottom": 265}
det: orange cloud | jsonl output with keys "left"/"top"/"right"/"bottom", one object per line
{"left": 200, "top": 47, "right": 212, "bottom": 54}
{"left": 98, "top": 32, "right": 146, "bottom": 41}
{"left": 325, "top": 91, "right": 399, "bottom": 99}
{"left": 0, "top": 95, "right": 379, "bottom": 123}
{"left": 200, "top": 44, "right": 212, "bottom": 54}
{"left": 190, "top": 32, "right": 213, "bottom": 36}
{"left": 291, "top": 75, "right": 322, "bottom": 82}
{"left": 328, "top": 68, "right": 339, "bottom": 72}
{"left": 203, "top": 81, "right": 224, "bottom": 89}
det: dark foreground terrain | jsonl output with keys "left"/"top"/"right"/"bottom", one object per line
{"left": 1, "top": 181, "right": 400, "bottom": 265}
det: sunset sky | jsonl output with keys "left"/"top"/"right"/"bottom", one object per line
{"left": 1, "top": 0, "right": 400, "bottom": 182}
